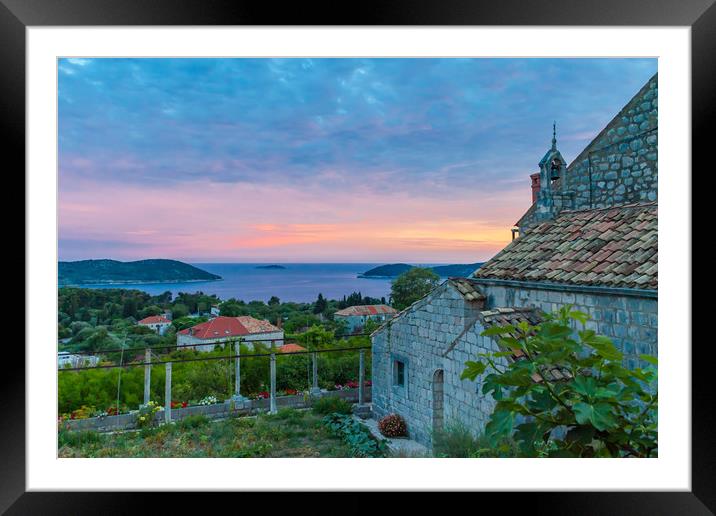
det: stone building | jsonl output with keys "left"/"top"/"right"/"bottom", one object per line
{"left": 371, "top": 73, "right": 658, "bottom": 448}
{"left": 334, "top": 304, "right": 398, "bottom": 333}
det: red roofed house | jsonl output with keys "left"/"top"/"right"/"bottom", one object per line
{"left": 334, "top": 304, "right": 398, "bottom": 333}
{"left": 137, "top": 315, "right": 172, "bottom": 336}
{"left": 177, "top": 315, "right": 284, "bottom": 352}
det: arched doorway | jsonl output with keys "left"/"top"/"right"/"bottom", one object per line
{"left": 432, "top": 369, "right": 444, "bottom": 434}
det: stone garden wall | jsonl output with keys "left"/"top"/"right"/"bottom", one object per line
{"left": 63, "top": 387, "right": 369, "bottom": 433}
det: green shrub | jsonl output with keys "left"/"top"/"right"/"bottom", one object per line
{"left": 270, "top": 408, "right": 305, "bottom": 423}
{"left": 135, "top": 401, "right": 162, "bottom": 429}
{"left": 58, "top": 429, "right": 102, "bottom": 449}
{"left": 312, "top": 396, "right": 352, "bottom": 416}
{"left": 461, "top": 306, "right": 658, "bottom": 458}
{"left": 322, "top": 413, "right": 387, "bottom": 457}
{"left": 178, "top": 414, "right": 210, "bottom": 430}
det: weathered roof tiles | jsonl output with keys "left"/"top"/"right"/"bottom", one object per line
{"left": 474, "top": 203, "right": 657, "bottom": 290}
{"left": 447, "top": 277, "right": 486, "bottom": 302}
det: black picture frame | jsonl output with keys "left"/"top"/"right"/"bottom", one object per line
{"left": 5, "top": 0, "right": 710, "bottom": 513}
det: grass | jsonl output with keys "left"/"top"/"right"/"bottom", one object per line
{"left": 432, "top": 422, "right": 520, "bottom": 458}
{"left": 58, "top": 408, "right": 352, "bottom": 458}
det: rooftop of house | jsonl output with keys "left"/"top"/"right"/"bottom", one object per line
{"left": 277, "top": 343, "right": 307, "bottom": 353}
{"left": 334, "top": 304, "right": 398, "bottom": 317}
{"left": 138, "top": 315, "right": 171, "bottom": 325}
{"left": 473, "top": 202, "right": 657, "bottom": 290}
{"left": 178, "top": 315, "right": 281, "bottom": 340}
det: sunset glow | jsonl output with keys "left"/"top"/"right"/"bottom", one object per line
{"left": 58, "top": 58, "right": 657, "bottom": 262}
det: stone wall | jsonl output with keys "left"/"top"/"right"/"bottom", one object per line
{"left": 63, "top": 387, "right": 369, "bottom": 433}
{"left": 519, "top": 74, "right": 657, "bottom": 232}
{"left": 371, "top": 279, "right": 657, "bottom": 448}
{"left": 474, "top": 281, "right": 657, "bottom": 368}
{"left": 371, "top": 282, "right": 483, "bottom": 446}
{"left": 440, "top": 322, "right": 503, "bottom": 438}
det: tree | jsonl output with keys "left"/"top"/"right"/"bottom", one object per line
{"left": 313, "top": 293, "right": 328, "bottom": 315}
{"left": 390, "top": 267, "right": 439, "bottom": 310}
{"left": 171, "top": 303, "right": 189, "bottom": 320}
{"left": 460, "top": 306, "right": 658, "bottom": 458}
{"left": 268, "top": 296, "right": 280, "bottom": 306}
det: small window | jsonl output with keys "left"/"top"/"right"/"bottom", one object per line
{"left": 393, "top": 360, "right": 405, "bottom": 387}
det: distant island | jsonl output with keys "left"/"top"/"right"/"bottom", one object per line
{"left": 58, "top": 259, "right": 222, "bottom": 285}
{"left": 255, "top": 265, "right": 287, "bottom": 270}
{"left": 358, "top": 262, "right": 484, "bottom": 279}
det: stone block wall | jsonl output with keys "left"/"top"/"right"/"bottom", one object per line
{"left": 476, "top": 282, "right": 658, "bottom": 368}
{"left": 371, "top": 282, "right": 483, "bottom": 446}
{"left": 441, "top": 325, "right": 505, "bottom": 439}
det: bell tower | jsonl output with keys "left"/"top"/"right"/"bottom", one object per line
{"left": 534, "top": 122, "right": 567, "bottom": 223}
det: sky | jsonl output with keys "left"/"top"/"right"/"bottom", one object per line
{"left": 58, "top": 58, "right": 657, "bottom": 263}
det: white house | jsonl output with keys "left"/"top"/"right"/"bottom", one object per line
{"left": 138, "top": 315, "right": 172, "bottom": 335}
{"left": 58, "top": 352, "right": 100, "bottom": 369}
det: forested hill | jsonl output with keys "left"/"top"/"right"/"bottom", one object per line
{"left": 359, "top": 262, "right": 484, "bottom": 279}
{"left": 58, "top": 259, "right": 222, "bottom": 285}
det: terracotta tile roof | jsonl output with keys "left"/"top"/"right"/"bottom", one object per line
{"left": 478, "top": 307, "right": 572, "bottom": 383}
{"left": 335, "top": 304, "right": 398, "bottom": 316}
{"left": 178, "top": 316, "right": 280, "bottom": 340}
{"left": 236, "top": 316, "right": 281, "bottom": 334}
{"left": 479, "top": 307, "right": 542, "bottom": 329}
{"left": 447, "top": 277, "right": 486, "bottom": 302}
{"left": 138, "top": 315, "right": 171, "bottom": 325}
{"left": 277, "top": 343, "right": 307, "bottom": 353}
{"left": 474, "top": 203, "right": 657, "bottom": 290}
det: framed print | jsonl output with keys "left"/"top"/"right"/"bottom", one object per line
{"left": 6, "top": 0, "right": 712, "bottom": 512}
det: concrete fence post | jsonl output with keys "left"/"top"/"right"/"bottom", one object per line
{"left": 165, "top": 361, "right": 172, "bottom": 424}
{"left": 235, "top": 341, "right": 242, "bottom": 398}
{"left": 310, "top": 352, "right": 321, "bottom": 396}
{"left": 269, "top": 353, "right": 277, "bottom": 414}
{"left": 358, "top": 349, "right": 365, "bottom": 406}
{"left": 143, "top": 348, "right": 151, "bottom": 406}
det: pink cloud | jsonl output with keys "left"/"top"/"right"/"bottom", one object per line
{"left": 59, "top": 177, "right": 528, "bottom": 262}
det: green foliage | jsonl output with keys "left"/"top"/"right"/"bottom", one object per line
{"left": 313, "top": 293, "right": 328, "bottom": 315}
{"left": 461, "top": 306, "right": 658, "bottom": 458}
{"left": 177, "top": 414, "right": 210, "bottom": 431}
{"left": 432, "top": 422, "right": 524, "bottom": 458}
{"left": 390, "top": 267, "right": 439, "bottom": 310}
{"left": 60, "top": 411, "right": 353, "bottom": 458}
{"left": 58, "top": 287, "right": 374, "bottom": 414}
{"left": 337, "top": 291, "right": 386, "bottom": 310}
{"left": 312, "top": 396, "right": 353, "bottom": 416}
{"left": 58, "top": 429, "right": 102, "bottom": 449}
{"left": 322, "top": 413, "right": 387, "bottom": 457}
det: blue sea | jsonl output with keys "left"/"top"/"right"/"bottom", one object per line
{"left": 76, "top": 263, "right": 444, "bottom": 303}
